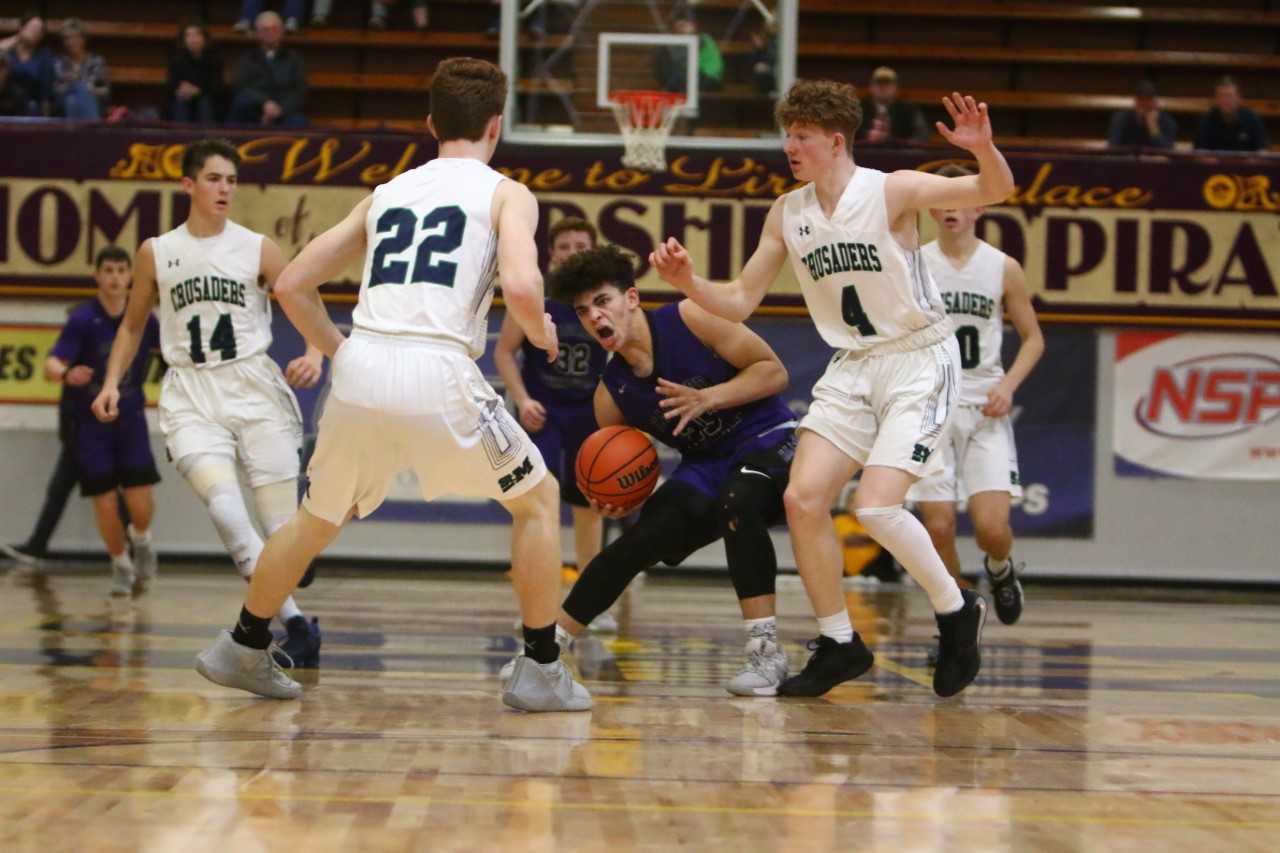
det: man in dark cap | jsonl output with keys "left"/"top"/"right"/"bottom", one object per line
{"left": 1108, "top": 80, "right": 1177, "bottom": 149}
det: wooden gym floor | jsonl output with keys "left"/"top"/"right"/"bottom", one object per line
{"left": 0, "top": 563, "right": 1277, "bottom": 852}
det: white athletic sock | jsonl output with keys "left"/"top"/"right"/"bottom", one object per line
{"left": 743, "top": 616, "right": 777, "bottom": 640}
{"left": 127, "top": 524, "right": 151, "bottom": 546}
{"left": 278, "top": 596, "right": 303, "bottom": 623}
{"left": 110, "top": 551, "right": 134, "bottom": 569}
{"left": 857, "top": 504, "right": 964, "bottom": 614}
{"left": 816, "top": 611, "right": 854, "bottom": 644}
{"left": 985, "top": 555, "right": 1012, "bottom": 580}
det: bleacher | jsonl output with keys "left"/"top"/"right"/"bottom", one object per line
{"left": 5, "top": 0, "right": 1278, "bottom": 149}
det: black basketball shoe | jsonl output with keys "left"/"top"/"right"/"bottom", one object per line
{"left": 297, "top": 560, "right": 318, "bottom": 589}
{"left": 274, "top": 616, "right": 322, "bottom": 669}
{"left": 984, "top": 557, "right": 1024, "bottom": 625}
{"left": 933, "top": 589, "right": 986, "bottom": 698}
{"left": 778, "top": 634, "right": 875, "bottom": 697}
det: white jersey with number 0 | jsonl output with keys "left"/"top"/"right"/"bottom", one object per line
{"left": 353, "top": 158, "right": 505, "bottom": 357}
{"left": 922, "top": 239, "right": 1006, "bottom": 406}
{"left": 782, "top": 166, "right": 948, "bottom": 353}
{"left": 151, "top": 220, "right": 272, "bottom": 369}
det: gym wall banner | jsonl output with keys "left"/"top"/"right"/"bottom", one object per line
{"left": 0, "top": 322, "right": 163, "bottom": 409}
{"left": 1114, "top": 331, "right": 1280, "bottom": 480}
{"left": 3, "top": 124, "right": 1278, "bottom": 329}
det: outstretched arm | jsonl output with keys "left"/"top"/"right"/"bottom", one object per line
{"left": 274, "top": 196, "right": 371, "bottom": 358}
{"left": 92, "top": 240, "right": 158, "bottom": 422}
{"left": 649, "top": 197, "right": 788, "bottom": 323}
{"left": 885, "top": 93, "right": 1015, "bottom": 221}
{"left": 984, "top": 256, "right": 1044, "bottom": 418}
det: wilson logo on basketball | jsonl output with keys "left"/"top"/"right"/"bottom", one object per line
{"left": 617, "top": 458, "right": 659, "bottom": 489}
{"left": 1135, "top": 353, "right": 1280, "bottom": 439}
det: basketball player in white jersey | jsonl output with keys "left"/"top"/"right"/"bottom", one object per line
{"left": 92, "top": 139, "right": 323, "bottom": 667}
{"left": 192, "top": 58, "right": 591, "bottom": 712}
{"left": 652, "top": 83, "right": 1014, "bottom": 698}
{"left": 908, "top": 164, "right": 1043, "bottom": 626}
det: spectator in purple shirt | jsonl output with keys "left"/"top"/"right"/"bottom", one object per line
{"left": 45, "top": 246, "right": 163, "bottom": 597}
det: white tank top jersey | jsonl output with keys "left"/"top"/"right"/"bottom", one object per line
{"left": 151, "top": 220, "right": 272, "bottom": 369}
{"left": 782, "top": 166, "right": 949, "bottom": 353}
{"left": 922, "top": 239, "right": 1007, "bottom": 406}
{"left": 353, "top": 158, "right": 506, "bottom": 357}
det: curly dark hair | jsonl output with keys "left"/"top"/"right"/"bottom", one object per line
{"left": 775, "top": 79, "right": 862, "bottom": 156}
{"left": 546, "top": 245, "right": 635, "bottom": 304}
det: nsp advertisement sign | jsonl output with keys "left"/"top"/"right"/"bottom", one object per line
{"left": 1114, "top": 331, "right": 1280, "bottom": 479}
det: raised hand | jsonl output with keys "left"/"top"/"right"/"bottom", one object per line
{"left": 649, "top": 237, "right": 696, "bottom": 294}
{"left": 936, "top": 92, "right": 994, "bottom": 152}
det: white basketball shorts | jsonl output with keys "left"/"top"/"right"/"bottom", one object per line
{"left": 302, "top": 331, "right": 548, "bottom": 525}
{"left": 799, "top": 336, "right": 960, "bottom": 479}
{"left": 158, "top": 352, "right": 303, "bottom": 488}
{"left": 908, "top": 405, "right": 1023, "bottom": 502}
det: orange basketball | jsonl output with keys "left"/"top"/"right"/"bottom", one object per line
{"left": 575, "top": 426, "right": 660, "bottom": 511}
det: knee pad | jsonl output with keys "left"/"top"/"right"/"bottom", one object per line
{"left": 253, "top": 479, "right": 299, "bottom": 536}
{"left": 720, "top": 469, "right": 783, "bottom": 532}
{"left": 855, "top": 504, "right": 909, "bottom": 538}
{"left": 175, "top": 453, "right": 239, "bottom": 502}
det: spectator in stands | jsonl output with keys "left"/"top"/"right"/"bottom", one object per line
{"left": 1195, "top": 76, "right": 1268, "bottom": 152}
{"left": 748, "top": 20, "right": 777, "bottom": 95}
{"left": 856, "top": 66, "right": 928, "bottom": 146}
{"left": 235, "top": 1, "right": 306, "bottom": 34}
{"left": 0, "top": 55, "right": 29, "bottom": 116}
{"left": 229, "top": 11, "right": 308, "bottom": 127}
{"left": 168, "top": 24, "right": 226, "bottom": 125}
{"left": 368, "top": 1, "right": 431, "bottom": 30}
{"left": 0, "top": 13, "right": 54, "bottom": 116}
{"left": 52, "top": 20, "right": 110, "bottom": 120}
{"left": 1108, "top": 80, "right": 1176, "bottom": 150}
{"left": 655, "top": 11, "right": 724, "bottom": 94}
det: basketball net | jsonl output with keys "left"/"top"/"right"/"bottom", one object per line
{"left": 610, "top": 90, "right": 685, "bottom": 173}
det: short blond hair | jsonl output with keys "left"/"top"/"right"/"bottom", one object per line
{"left": 775, "top": 79, "right": 862, "bottom": 155}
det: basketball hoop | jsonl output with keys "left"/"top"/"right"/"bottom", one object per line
{"left": 610, "top": 90, "right": 686, "bottom": 173}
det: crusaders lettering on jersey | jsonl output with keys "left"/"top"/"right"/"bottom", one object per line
{"left": 170, "top": 275, "right": 249, "bottom": 311}
{"left": 942, "top": 291, "right": 996, "bottom": 320}
{"left": 800, "top": 241, "right": 883, "bottom": 281}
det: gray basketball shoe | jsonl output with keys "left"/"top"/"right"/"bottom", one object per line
{"left": 132, "top": 538, "right": 158, "bottom": 595}
{"left": 727, "top": 635, "right": 790, "bottom": 696}
{"left": 195, "top": 630, "right": 303, "bottom": 699}
{"left": 109, "top": 560, "right": 135, "bottom": 597}
{"left": 502, "top": 656, "right": 592, "bottom": 712}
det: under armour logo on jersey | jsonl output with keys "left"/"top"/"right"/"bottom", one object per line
{"left": 168, "top": 259, "right": 180, "bottom": 268}
{"left": 798, "top": 225, "right": 812, "bottom": 237}
{"left": 911, "top": 443, "right": 932, "bottom": 464}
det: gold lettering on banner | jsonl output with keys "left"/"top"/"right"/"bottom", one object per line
{"left": 664, "top": 156, "right": 799, "bottom": 197}
{"left": 281, "top": 138, "right": 373, "bottom": 183}
{"left": 360, "top": 143, "right": 418, "bottom": 185}
{"left": 1004, "top": 163, "right": 1152, "bottom": 209}
{"left": 1203, "top": 174, "right": 1280, "bottom": 212}
{"left": 495, "top": 166, "right": 573, "bottom": 191}
{"left": 109, "top": 143, "right": 186, "bottom": 180}
{"left": 585, "top": 161, "right": 650, "bottom": 191}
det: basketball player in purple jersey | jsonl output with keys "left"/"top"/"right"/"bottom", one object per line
{"left": 46, "top": 246, "right": 161, "bottom": 596}
{"left": 528, "top": 245, "right": 800, "bottom": 696}
{"left": 494, "top": 218, "right": 608, "bottom": 595}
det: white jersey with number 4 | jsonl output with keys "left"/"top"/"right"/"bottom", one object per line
{"left": 781, "top": 166, "right": 949, "bottom": 353}
{"left": 151, "top": 220, "right": 273, "bottom": 369}
{"left": 922, "top": 239, "right": 1006, "bottom": 406}
{"left": 353, "top": 158, "right": 505, "bottom": 358}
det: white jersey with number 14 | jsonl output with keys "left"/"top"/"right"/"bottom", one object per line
{"left": 151, "top": 220, "right": 273, "bottom": 369}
